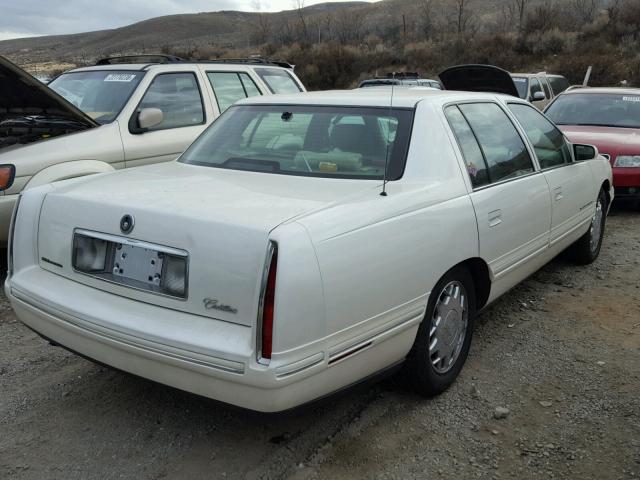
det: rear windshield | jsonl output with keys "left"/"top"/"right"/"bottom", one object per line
{"left": 545, "top": 93, "right": 640, "bottom": 129}
{"left": 180, "top": 105, "right": 414, "bottom": 180}
{"left": 512, "top": 77, "right": 529, "bottom": 99}
{"left": 254, "top": 68, "right": 302, "bottom": 94}
{"left": 49, "top": 70, "right": 144, "bottom": 124}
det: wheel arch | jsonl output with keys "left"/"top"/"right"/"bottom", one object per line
{"left": 601, "top": 179, "right": 611, "bottom": 206}
{"left": 456, "top": 257, "right": 491, "bottom": 310}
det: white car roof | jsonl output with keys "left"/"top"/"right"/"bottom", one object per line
{"left": 238, "top": 88, "right": 520, "bottom": 109}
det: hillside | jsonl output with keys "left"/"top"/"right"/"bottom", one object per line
{"left": 0, "top": 2, "right": 367, "bottom": 65}
{"left": 1, "top": 0, "right": 638, "bottom": 89}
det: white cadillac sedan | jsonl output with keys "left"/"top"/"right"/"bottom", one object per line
{"left": 6, "top": 89, "right": 612, "bottom": 412}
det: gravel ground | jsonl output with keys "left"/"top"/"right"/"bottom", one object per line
{"left": 1, "top": 206, "right": 638, "bottom": 480}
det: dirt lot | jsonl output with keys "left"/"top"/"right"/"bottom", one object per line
{"left": 1, "top": 206, "right": 638, "bottom": 480}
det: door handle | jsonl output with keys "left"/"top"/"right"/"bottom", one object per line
{"left": 488, "top": 209, "right": 502, "bottom": 227}
{"left": 554, "top": 186, "right": 563, "bottom": 201}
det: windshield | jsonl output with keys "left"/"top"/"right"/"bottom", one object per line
{"left": 254, "top": 68, "right": 302, "bottom": 94}
{"left": 179, "top": 105, "right": 414, "bottom": 180}
{"left": 545, "top": 93, "right": 640, "bottom": 129}
{"left": 512, "top": 77, "right": 529, "bottom": 99}
{"left": 49, "top": 70, "right": 144, "bottom": 124}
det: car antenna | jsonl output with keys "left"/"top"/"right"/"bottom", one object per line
{"left": 380, "top": 83, "right": 395, "bottom": 197}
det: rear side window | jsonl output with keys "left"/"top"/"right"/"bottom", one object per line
{"left": 255, "top": 68, "right": 302, "bottom": 94}
{"left": 508, "top": 103, "right": 572, "bottom": 169}
{"left": 445, "top": 106, "right": 489, "bottom": 188}
{"left": 136, "top": 72, "right": 204, "bottom": 131}
{"left": 207, "top": 72, "right": 262, "bottom": 113}
{"left": 548, "top": 76, "right": 569, "bottom": 95}
{"left": 458, "top": 103, "right": 534, "bottom": 183}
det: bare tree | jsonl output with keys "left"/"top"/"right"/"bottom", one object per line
{"left": 451, "top": 0, "right": 476, "bottom": 35}
{"left": 525, "top": 1, "right": 558, "bottom": 32}
{"left": 574, "top": 0, "right": 601, "bottom": 23}
{"left": 497, "top": 4, "right": 516, "bottom": 33}
{"left": 253, "top": 13, "right": 271, "bottom": 44}
{"left": 513, "top": 0, "right": 530, "bottom": 32}
{"left": 334, "top": 8, "right": 365, "bottom": 44}
{"left": 293, "top": 0, "right": 309, "bottom": 42}
{"left": 416, "top": 0, "right": 435, "bottom": 38}
{"left": 606, "top": 0, "right": 623, "bottom": 21}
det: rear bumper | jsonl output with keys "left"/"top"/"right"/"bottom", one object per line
{"left": 6, "top": 267, "right": 417, "bottom": 412}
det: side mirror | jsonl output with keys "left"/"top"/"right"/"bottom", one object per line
{"left": 131, "top": 107, "right": 163, "bottom": 134}
{"left": 574, "top": 143, "right": 598, "bottom": 161}
{"left": 531, "top": 91, "right": 546, "bottom": 101}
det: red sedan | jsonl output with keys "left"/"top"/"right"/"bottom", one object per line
{"left": 545, "top": 87, "right": 640, "bottom": 202}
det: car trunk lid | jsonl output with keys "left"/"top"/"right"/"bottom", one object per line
{"left": 37, "top": 162, "right": 375, "bottom": 326}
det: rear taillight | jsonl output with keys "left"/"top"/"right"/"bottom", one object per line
{"left": 259, "top": 242, "right": 277, "bottom": 363}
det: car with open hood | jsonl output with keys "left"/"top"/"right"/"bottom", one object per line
{"left": 439, "top": 64, "right": 520, "bottom": 97}
{"left": 439, "top": 65, "right": 566, "bottom": 110}
{"left": 545, "top": 87, "right": 640, "bottom": 203}
{"left": 6, "top": 88, "right": 612, "bottom": 412}
{"left": 0, "top": 55, "right": 305, "bottom": 244}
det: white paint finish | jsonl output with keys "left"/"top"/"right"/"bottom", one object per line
{"left": 304, "top": 192, "right": 477, "bottom": 341}
{"left": 23, "top": 160, "right": 115, "bottom": 190}
{"left": 469, "top": 173, "right": 552, "bottom": 279}
{"left": 543, "top": 161, "right": 595, "bottom": 245}
{"left": 6, "top": 90, "right": 613, "bottom": 411}
{"left": 35, "top": 162, "right": 377, "bottom": 326}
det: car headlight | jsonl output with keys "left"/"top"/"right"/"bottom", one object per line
{"left": 614, "top": 155, "right": 640, "bottom": 167}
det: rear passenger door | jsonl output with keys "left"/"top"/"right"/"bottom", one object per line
{"left": 507, "top": 103, "right": 594, "bottom": 246}
{"left": 121, "top": 70, "right": 210, "bottom": 168}
{"left": 445, "top": 102, "right": 551, "bottom": 287}
{"left": 204, "top": 71, "right": 263, "bottom": 114}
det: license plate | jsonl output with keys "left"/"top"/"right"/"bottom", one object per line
{"left": 112, "top": 243, "right": 164, "bottom": 287}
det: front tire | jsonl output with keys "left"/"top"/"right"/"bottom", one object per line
{"left": 402, "top": 265, "right": 476, "bottom": 396}
{"left": 570, "top": 188, "right": 607, "bottom": 265}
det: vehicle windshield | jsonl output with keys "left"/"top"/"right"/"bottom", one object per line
{"left": 179, "top": 105, "right": 414, "bottom": 180}
{"left": 545, "top": 93, "right": 640, "bottom": 129}
{"left": 512, "top": 77, "right": 528, "bottom": 99}
{"left": 254, "top": 68, "right": 302, "bottom": 94}
{"left": 49, "top": 70, "right": 144, "bottom": 124}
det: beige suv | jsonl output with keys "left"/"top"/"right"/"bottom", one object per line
{"left": 511, "top": 72, "right": 569, "bottom": 110}
{"left": 0, "top": 55, "right": 305, "bottom": 243}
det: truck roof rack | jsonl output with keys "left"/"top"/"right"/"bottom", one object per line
{"left": 96, "top": 54, "right": 185, "bottom": 65}
{"left": 202, "top": 58, "right": 294, "bottom": 69}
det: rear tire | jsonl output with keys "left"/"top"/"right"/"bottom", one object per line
{"left": 402, "top": 265, "right": 476, "bottom": 396}
{"left": 570, "top": 188, "right": 607, "bottom": 265}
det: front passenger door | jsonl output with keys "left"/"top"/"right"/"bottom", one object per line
{"left": 445, "top": 103, "right": 551, "bottom": 295}
{"left": 121, "top": 71, "right": 208, "bottom": 168}
{"left": 508, "top": 103, "right": 594, "bottom": 246}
